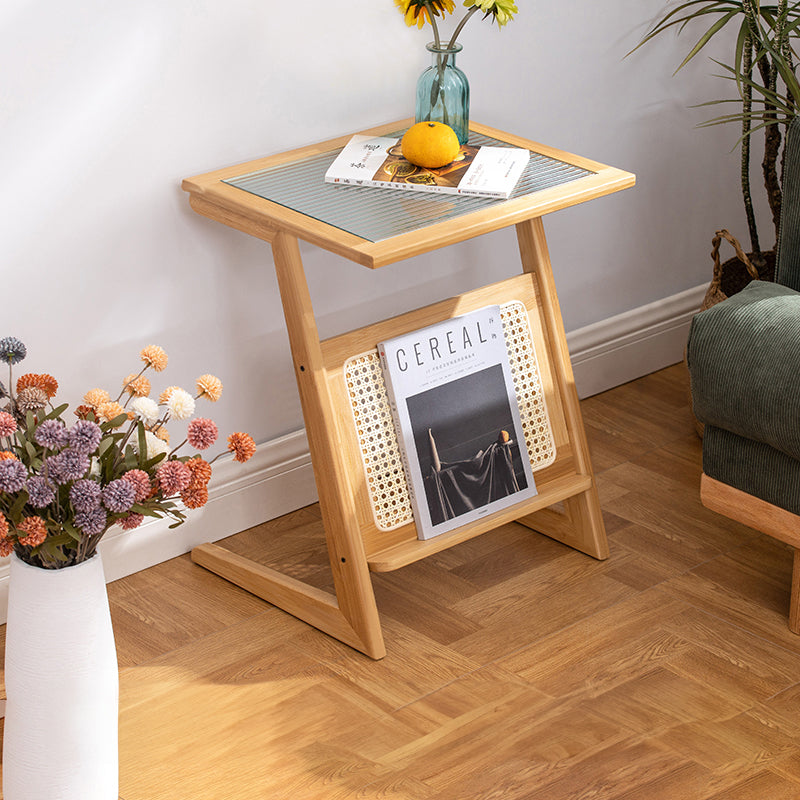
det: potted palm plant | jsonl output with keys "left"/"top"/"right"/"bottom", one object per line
{"left": 631, "top": 0, "right": 800, "bottom": 301}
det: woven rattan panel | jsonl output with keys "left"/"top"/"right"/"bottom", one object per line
{"left": 344, "top": 301, "right": 556, "bottom": 531}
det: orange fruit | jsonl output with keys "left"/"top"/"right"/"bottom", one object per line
{"left": 401, "top": 121, "right": 461, "bottom": 169}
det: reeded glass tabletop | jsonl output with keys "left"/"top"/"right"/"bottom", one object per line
{"left": 223, "top": 130, "right": 594, "bottom": 243}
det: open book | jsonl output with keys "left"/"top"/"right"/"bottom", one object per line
{"left": 325, "top": 135, "right": 530, "bottom": 200}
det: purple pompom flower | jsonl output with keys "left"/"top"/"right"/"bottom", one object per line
{"left": 69, "top": 479, "right": 102, "bottom": 513}
{"left": 0, "top": 337, "right": 26, "bottom": 365}
{"left": 26, "top": 476, "right": 56, "bottom": 508}
{"left": 47, "top": 449, "right": 90, "bottom": 485}
{"left": 74, "top": 506, "right": 107, "bottom": 537}
{"left": 68, "top": 420, "right": 102, "bottom": 454}
{"left": 0, "top": 459, "right": 27, "bottom": 493}
{"left": 34, "top": 419, "right": 69, "bottom": 451}
{"left": 101, "top": 479, "right": 136, "bottom": 513}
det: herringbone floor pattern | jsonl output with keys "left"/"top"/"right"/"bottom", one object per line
{"left": 9, "top": 364, "right": 800, "bottom": 799}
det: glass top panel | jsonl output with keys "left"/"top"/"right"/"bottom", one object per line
{"left": 223, "top": 131, "right": 594, "bottom": 243}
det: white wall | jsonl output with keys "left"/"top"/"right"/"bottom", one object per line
{"left": 1, "top": 1, "right": 756, "bottom": 480}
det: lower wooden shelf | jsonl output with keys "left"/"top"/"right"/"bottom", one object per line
{"left": 367, "top": 473, "right": 593, "bottom": 572}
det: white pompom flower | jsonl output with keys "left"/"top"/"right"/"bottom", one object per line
{"left": 166, "top": 388, "right": 195, "bottom": 421}
{"left": 130, "top": 396, "right": 160, "bottom": 425}
{"left": 144, "top": 430, "right": 170, "bottom": 460}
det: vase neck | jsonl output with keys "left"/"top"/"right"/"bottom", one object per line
{"left": 426, "top": 42, "right": 462, "bottom": 64}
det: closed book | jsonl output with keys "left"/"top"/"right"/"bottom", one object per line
{"left": 378, "top": 305, "right": 538, "bottom": 540}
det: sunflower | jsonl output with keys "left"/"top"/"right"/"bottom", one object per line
{"left": 395, "top": 0, "right": 455, "bottom": 29}
{"left": 465, "top": 0, "right": 518, "bottom": 27}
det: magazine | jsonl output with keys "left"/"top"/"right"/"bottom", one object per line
{"left": 324, "top": 135, "right": 530, "bottom": 199}
{"left": 378, "top": 305, "right": 538, "bottom": 540}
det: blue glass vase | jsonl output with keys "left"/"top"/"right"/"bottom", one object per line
{"left": 415, "top": 42, "right": 470, "bottom": 145}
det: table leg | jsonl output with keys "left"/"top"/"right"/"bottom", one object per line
{"left": 513, "top": 217, "right": 609, "bottom": 560}
{"left": 192, "top": 232, "right": 385, "bottom": 659}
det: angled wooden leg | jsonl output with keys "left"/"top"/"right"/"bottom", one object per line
{"left": 193, "top": 232, "right": 385, "bottom": 659}
{"left": 513, "top": 217, "right": 609, "bottom": 560}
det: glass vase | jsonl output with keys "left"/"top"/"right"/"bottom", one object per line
{"left": 415, "top": 42, "right": 470, "bottom": 145}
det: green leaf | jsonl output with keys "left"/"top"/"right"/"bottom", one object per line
{"left": 130, "top": 503, "right": 161, "bottom": 518}
{"left": 9, "top": 491, "right": 28, "bottom": 523}
{"left": 124, "top": 447, "right": 138, "bottom": 470}
{"left": 675, "top": 9, "right": 740, "bottom": 73}
{"left": 46, "top": 403, "right": 69, "bottom": 421}
{"left": 34, "top": 537, "right": 71, "bottom": 563}
{"left": 105, "top": 413, "right": 129, "bottom": 430}
{"left": 61, "top": 520, "right": 83, "bottom": 543}
{"left": 141, "top": 451, "right": 167, "bottom": 470}
{"left": 41, "top": 532, "right": 75, "bottom": 548}
{"left": 97, "top": 436, "right": 116, "bottom": 459}
{"left": 137, "top": 421, "right": 147, "bottom": 468}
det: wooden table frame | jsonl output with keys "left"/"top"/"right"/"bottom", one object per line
{"left": 182, "top": 120, "right": 635, "bottom": 660}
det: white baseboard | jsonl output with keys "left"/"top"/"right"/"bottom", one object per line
{"left": 568, "top": 284, "right": 706, "bottom": 398}
{"left": 0, "top": 283, "right": 707, "bottom": 624}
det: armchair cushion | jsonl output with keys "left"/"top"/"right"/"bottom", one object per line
{"left": 702, "top": 426, "right": 800, "bottom": 516}
{"left": 688, "top": 279, "right": 800, "bottom": 462}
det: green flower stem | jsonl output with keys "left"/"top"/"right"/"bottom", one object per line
{"left": 423, "top": 0, "right": 442, "bottom": 49}
{"left": 447, "top": 4, "right": 479, "bottom": 49}
{"left": 168, "top": 438, "right": 187, "bottom": 458}
{"left": 7, "top": 363, "right": 14, "bottom": 416}
{"left": 115, "top": 364, "right": 150, "bottom": 406}
{"left": 423, "top": 1, "right": 454, "bottom": 126}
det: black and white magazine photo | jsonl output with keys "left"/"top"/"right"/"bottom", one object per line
{"left": 378, "top": 304, "right": 537, "bottom": 540}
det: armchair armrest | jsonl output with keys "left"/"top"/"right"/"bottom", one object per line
{"left": 688, "top": 280, "right": 800, "bottom": 460}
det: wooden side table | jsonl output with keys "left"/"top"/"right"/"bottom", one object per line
{"left": 182, "top": 120, "right": 635, "bottom": 660}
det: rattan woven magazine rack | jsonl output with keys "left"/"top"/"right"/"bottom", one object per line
{"left": 182, "top": 120, "right": 635, "bottom": 659}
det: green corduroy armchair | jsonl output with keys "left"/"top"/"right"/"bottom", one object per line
{"left": 687, "top": 116, "right": 800, "bottom": 635}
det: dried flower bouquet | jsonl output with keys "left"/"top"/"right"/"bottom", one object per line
{"left": 0, "top": 337, "right": 256, "bottom": 569}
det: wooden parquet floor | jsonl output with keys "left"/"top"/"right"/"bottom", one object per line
{"left": 6, "top": 363, "right": 800, "bottom": 799}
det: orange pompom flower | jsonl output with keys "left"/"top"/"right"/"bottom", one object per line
{"left": 74, "top": 404, "right": 95, "bottom": 420}
{"left": 140, "top": 345, "right": 168, "bottom": 372}
{"left": 97, "top": 401, "right": 127, "bottom": 422}
{"left": 17, "top": 516, "right": 48, "bottom": 547}
{"left": 180, "top": 485, "right": 209, "bottom": 509}
{"left": 227, "top": 432, "right": 256, "bottom": 463}
{"left": 122, "top": 374, "right": 151, "bottom": 397}
{"left": 185, "top": 457, "right": 212, "bottom": 488}
{"left": 196, "top": 374, "right": 223, "bottom": 402}
{"left": 0, "top": 451, "right": 18, "bottom": 461}
{"left": 0, "top": 513, "right": 10, "bottom": 556}
{"left": 17, "top": 373, "right": 58, "bottom": 399}
{"left": 84, "top": 388, "right": 110, "bottom": 408}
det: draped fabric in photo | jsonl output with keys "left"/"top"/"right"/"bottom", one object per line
{"left": 425, "top": 430, "right": 524, "bottom": 525}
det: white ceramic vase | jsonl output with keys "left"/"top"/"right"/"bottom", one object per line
{"left": 3, "top": 553, "right": 119, "bottom": 800}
